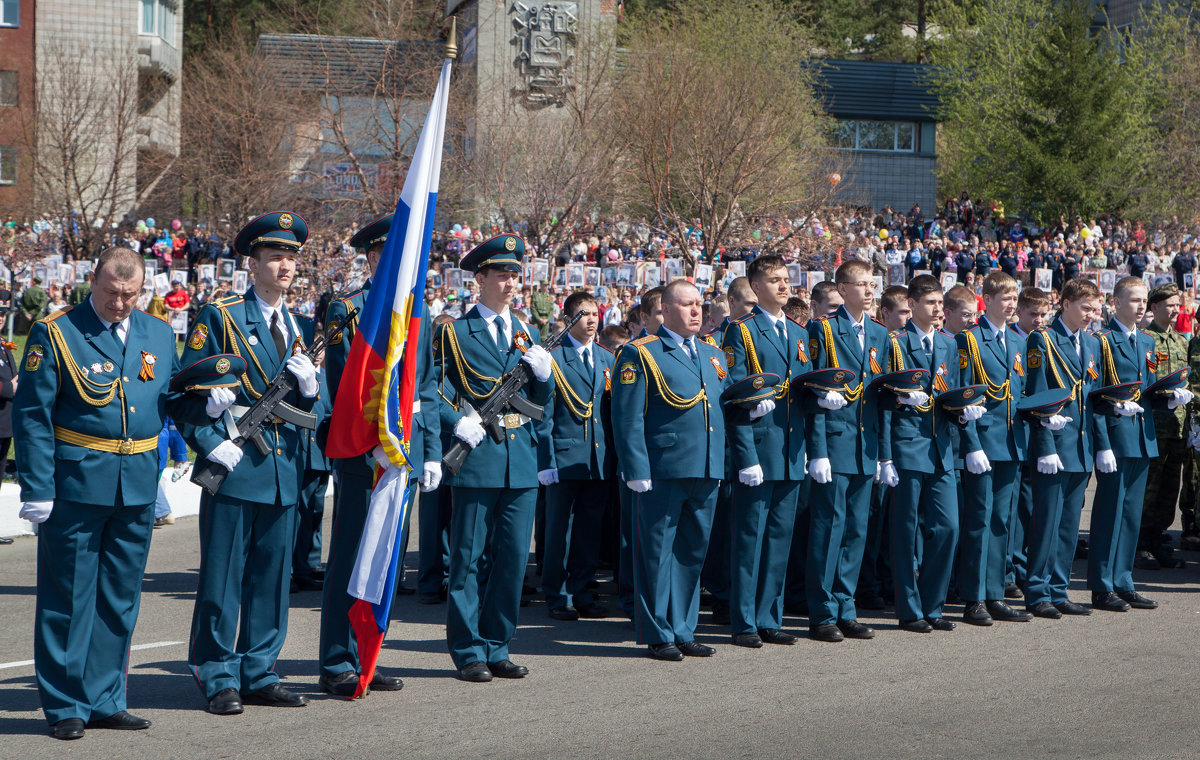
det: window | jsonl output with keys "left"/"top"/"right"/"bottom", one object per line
{"left": 832, "top": 120, "right": 925, "bottom": 153}
{"left": 139, "top": 0, "right": 176, "bottom": 45}
{"left": 0, "top": 0, "right": 18, "bottom": 28}
{"left": 0, "top": 71, "right": 16, "bottom": 107}
{"left": 0, "top": 147, "right": 16, "bottom": 185}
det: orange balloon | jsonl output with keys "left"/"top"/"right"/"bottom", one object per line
{"left": 829, "top": 173, "right": 841, "bottom": 185}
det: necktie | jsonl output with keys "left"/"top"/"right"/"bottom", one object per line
{"left": 110, "top": 322, "right": 123, "bottom": 346}
{"left": 271, "top": 311, "right": 287, "bottom": 360}
{"left": 922, "top": 335, "right": 932, "bottom": 359}
{"left": 494, "top": 317, "right": 508, "bottom": 354}
{"left": 582, "top": 346, "right": 593, "bottom": 374}
{"left": 688, "top": 337, "right": 702, "bottom": 374}
{"left": 1073, "top": 333, "right": 1081, "bottom": 363}
{"left": 855, "top": 322, "right": 865, "bottom": 353}
{"left": 776, "top": 320, "right": 788, "bottom": 354}
{"left": 996, "top": 328, "right": 1006, "bottom": 351}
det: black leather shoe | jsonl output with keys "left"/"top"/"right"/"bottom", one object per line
{"left": 1117, "top": 590, "right": 1158, "bottom": 609}
{"left": 732, "top": 632, "right": 763, "bottom": 648}
{"left": 678, "top": 641, "right": 716, "bottom": 657}
{"left": 1054, "top": 600, "right": 1092, "bottom": 616}
{"left": 1134, "top": 549, "right": 1161, "bottom": 570}
{"left": 709, "top": 599, "right": 731, "bottom": 625}
{"left": 899, "top": 619, "right": 933, "bottom": 633}
{"left": 207, "top": 688, "right": 244, "bottom": 715}
{"left": 757, "top": 628, "right": 797, "bottom": 645}
{"left": 1004, "top": 582, "right": 1023, "bottom": 599}
{"left": 487, "top": 659, "right": 529, "bottom": 678}
{"left": 0, "top": 536, "right": 13, "bottom": 545}
{"left": 648, "top": 643, "right": 684, "bottom": 661}
{"left": 836, "top": 620, "right": 875, "bottom": 639}
{"left": 242, "top": 683, "right": 308, "bottom": 707}
{"left": 576, "top": 602, "right": 610, "bottom": 619}
{"left": 855, "top": 591, "right": 886, "bottom": 610}
{"left": 809, "top": 624, "right": 844, "bottom": 642}
{"left": 293, "top": 575, "right": 323, "bottom": 592}
{"left": 1152, "top": 544, "right": 1184, "bottom": 569}
{"left": 1091, "top": 591, "right": 1131, "bottom": 612}
{"left": 1030, "top": 601, "right": 1062, "bottom": 619}
{"left": 370, "top": 671, "right": 404, "bottom": 691}
{"left": 962, "top": 601, "right": 994, "bottom": 626}
{"left": 319, "top": 671, "right": 360, "bottom": 697}
{"left": 52, "top": 718, "right": 85, "bottom": 740}
{"left": 925, "top": 617, "right": 956, "bottom": 631}
{"left": 86, "top": 710, "right": 151, "bottom": 730}
{"left": 548, "top": 605, "right": 579, "bottom": 621}
{"left": 458, "top": 662, "right": 493, "bottom": 682}
{"left": 986, "top": 600, "right": 1033, "bottom": 622}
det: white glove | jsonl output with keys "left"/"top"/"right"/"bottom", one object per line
{"left": 898, "top": 391, "right": 929, "bottom": 407}
{"left": 420, "top": 462, "right": 442, "bottom": 492}
{"left": 19, "top": 500, "right": 53, "bottom": 524}
{"left": 627, "top": 478, "right": 653, "bottom": 493}
{"left": 538, "top": 468, "right": 559, "bottom": 486}
{"left": 521, "top": 345, "right": 553, "bottom": 382}
{"left": 965, "top": 450, "right": 992, "bottom": 475}
{"left": 817, "top": 391, "right": 848, "bottom": 410}
{"left": 207, "top": 440, "right": 244, "bottom": 470}
{"left": 1114, "top": 401, "right": 1144, "bottom": 417}
{"left": 808, "top": 457, "right": 832, "bottom": 484}
{"left": 1041, "top": 414, "right": 1070, "bottom": 431}
{"left": 877, "top": 460, "right": 899, "bottom": 488}
{"left": 748, "top": 398, "right": 776, "bottom": 421}
{"left": 960, "top": 404, "right": 986, "bottom": 422}
{"left": 286, "top": 354, "right": 319, "bottom": 398}
{"left": 1168, "top": 388, "right": 1194, "bottom": 410}
{"left": 206, "top": 386, "right": 237, "bottom": 419}
{"left": 738, "top": 465, "right": 764, "bottom": 487}
{"left": 454, "top": 416, "right": 486, "bottom": 448}
{"left": 1095, "top": 449, "right": 1117, "bottom": 474}
{"left": 372, "top": 445, "right": 393, "bottom": 470}
{"left": 1036, "top": 454, "right": 1064, "bottom": 475}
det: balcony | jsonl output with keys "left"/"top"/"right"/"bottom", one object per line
{"left": 138, "top": 35, "right": 179, "bottom": 83}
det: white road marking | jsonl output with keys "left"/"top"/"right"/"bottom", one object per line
{"left": 0, "top": 640, "right": 184, "bottom": 670}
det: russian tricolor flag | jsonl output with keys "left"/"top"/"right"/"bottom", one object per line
{"left": 325, "top": 55, "right": 452, "bottom": 698}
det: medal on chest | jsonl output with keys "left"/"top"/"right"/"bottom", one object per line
{"left": 796, "top": 339, "right": 808, "bottom": 363}
{"left": 869, "top": 346, "right": 883, "bottom": 374}
{"left": 709, "top": 355, "right": 727, "bottom": 380}
{"left": 139, "top": 351, "right": 157, "bottom": 381}
{"left": 934, "top": 363, "right": 949, "bottom": 393}
{"left": 1014, "top": 352, "right": 1024, "bottom": 377}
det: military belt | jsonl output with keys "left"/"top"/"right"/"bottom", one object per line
{"left": 54, "top": 427, "right": 158, "bottom": 455}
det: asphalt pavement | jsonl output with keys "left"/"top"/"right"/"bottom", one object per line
{"left": 2, "top": 489, "right": 1200, "bottom": 759}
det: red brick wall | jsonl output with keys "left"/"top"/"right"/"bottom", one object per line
{"left": 0, "top": 0, "right": 36, "bottom": 213}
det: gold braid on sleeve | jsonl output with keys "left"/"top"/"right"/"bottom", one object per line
{"left": 46, "top": 321, "right": 128, "bottom": 436}
{"left": 821, "top": 318, "right": 862, "bottom": 401}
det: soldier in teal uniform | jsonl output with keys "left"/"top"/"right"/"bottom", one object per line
{"left": 956, "top": 272, "right": 1033, "bottom": 625}
{"left": 537, "top": 291, "right": 615, "bottom": 620}
{"left": 804, "top": 259, "right": 891, "bottom": 643}
{"left": 169, "top": 212, "right": 322, "bottom": 715}
{"left": 15, "top": 247, "right": 180, "bottom": 740}
{"left": 612, "top": 280, "right": 727, "bottom": 661}
{"left": 436, "top": 234, "right": 554, "bottom": 682}
{"left": 317, "top": 215, "right": 441, "bottom": 697}
{"left": 879, "top": 274, "right": 978, "bottom": 632}
{"left": 1089, "top": 277, "right": 1169, "bottom": 612}
{"left": 720, "top": 257, "right": 810, "bottom": 647}
{"left": 1023, "top": 278, "right": 1110, "bottom": 619}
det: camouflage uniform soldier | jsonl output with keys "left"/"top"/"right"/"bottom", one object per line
{"left": 1139, "top": 284, "right": 1198, "bottom": 568}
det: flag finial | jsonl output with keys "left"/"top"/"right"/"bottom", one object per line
{"left": 445, "top": 16, "right": 458, "bottom": 60}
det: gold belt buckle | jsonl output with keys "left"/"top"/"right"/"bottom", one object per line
{"left": 118, "top": 438, "right": 134, "bottom": 455}
{"left": 503, "top": 413, "right": 522, "bottom": 429}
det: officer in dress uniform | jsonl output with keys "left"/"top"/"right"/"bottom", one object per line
{"left": 1088, "top": 277, "right": 1171, "bottom": 611}
{"left": 436, "top": 234, "right": 555, "bottom": 682}
{"left": 719, "top": 256, "right": 810, "bottom": 647}
{"left": 956, "top": 272, "right": 1033, "bottom": 625}
{"left": 612, "top": 280, "right": 727, "bottom": 660}
{"left": 805, "top": 260, "right": 891, "bottom": 642}
{"left": 1023, "top": 279, "right": 1110, "bottom": 619}
{"left": 169, "top": 212, "right": 322, "bottom": 715}
{"left": 879, "top": 274, "right": 979, "bottom": 632}
{"left": 318, "top": 215, "right": 440, "bottom": 697}
{"left": 537, "top": 291, "right": 615, "bottom": 620}
{"left": 15, "top": 247, "right": 180, "bottom": 739}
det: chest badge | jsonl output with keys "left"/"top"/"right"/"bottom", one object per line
{"left": 249, "top": 334, "right": 259, "bottom": 346}
{"left": 91, "top": 362, "right": 103, "bottom": 374}
{"left": 139, "top": 351, "right": 157, "bottom": 381}
{"left": 710, "top": 355, "right": 727, "bottom": 380}
{"left": 103, "top": 361, "right": 115, "bottom": 373}
{"left": 796, "top": 340, "right": 808, "bottom": 363}
{"left": 1014, "top": 352, "right": 1024, "bottom": 377}
{"left": 934, "top": 363, "right": 949, "bottom": 393}
{"left": 188, "top": 323, "right": 209, "bottom": 351}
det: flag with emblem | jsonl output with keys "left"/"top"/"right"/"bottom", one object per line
{"left": 325, "top": 53, "right": 453, "bottom": 699}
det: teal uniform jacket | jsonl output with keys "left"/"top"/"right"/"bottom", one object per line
{"left": 1024, "top": 318, "right": 1111, "bottom": 471}
{"left": 956, "top": 319, "right": 1026, "bottom": 461}
{"left": 879, "top": 323, "right": 971, "bottom": 473}
{"left": 806, "top": 305, "right": 891, "bottom": 475}
{"left": 1093, "top": 322, "right": 1158, "bottom": 459}
{"left": 536, "top": 338, "right": 614, "bottom": 480}
{"left": 720, "top": 307, "right": 811, "bottom": 480}
{"left": 436, "top": 307, "right": 551, "bottom": 489}
{"left": 16, "top": 306, "right": 181, "bottom": 506}
{"left": 610, "top": 327, "right": 727, "bottom": 482}
{"left": 168, "top": 288, "right": 317, "bottom": 506}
